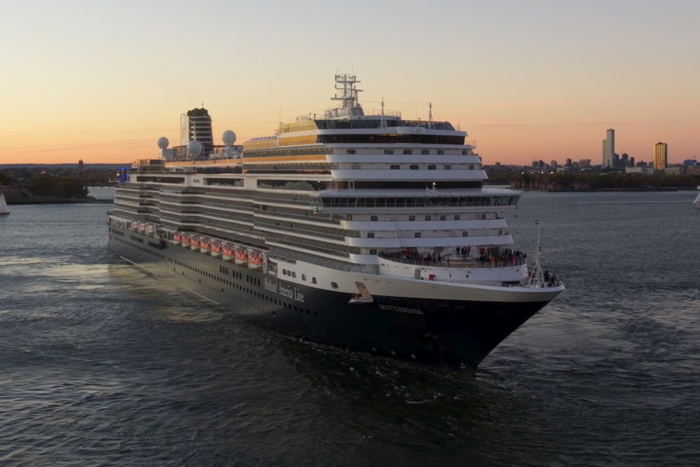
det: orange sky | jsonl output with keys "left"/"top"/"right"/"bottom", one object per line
{"left": 1, "top": 1, "right": 698, "bottom": 166}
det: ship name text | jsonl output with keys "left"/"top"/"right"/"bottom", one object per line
{"left": 264, "top": 278, "right": 305, "bottom": 303}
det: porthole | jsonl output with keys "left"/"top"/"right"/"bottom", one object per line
{"left": 331, "top": 282, "right": 339, "bottom": 289}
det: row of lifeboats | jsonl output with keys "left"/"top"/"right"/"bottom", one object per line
{"left": 171, "top": 232, "right": 265, "bottom": 270}
{"left": 128, "top": 221, "right": 157, "bottom": 237}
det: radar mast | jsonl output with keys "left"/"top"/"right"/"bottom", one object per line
{"left": 331, "top": 74, "right": 363, "bottom": 109}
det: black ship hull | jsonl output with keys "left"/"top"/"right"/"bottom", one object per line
{"left": 108, "top": 227, "right": 550, "bottom": 371}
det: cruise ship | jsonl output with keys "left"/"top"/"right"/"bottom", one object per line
{"left": 107, "top": 74, "right": 564, "bottom": 371}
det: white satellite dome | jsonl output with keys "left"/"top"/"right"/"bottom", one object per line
{"left": 222, "top": 130, "right": 237, "bottom": 146}
{"left": 157, "top": 137, "right": 169, "bottom": 149}
{"left": 188, "top": 140, "right": 203, "bottom": 157}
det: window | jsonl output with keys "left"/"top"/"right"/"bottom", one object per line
{"left": 292, "top": 271, "right": 297, "bottom": 278}
{"left": 384, "top": 149, "right": 394, "bottom": 154}
{"left": 437, "top": 150, "right": 445, "bottom": 155}
{"left": 499, "top": 229, "right": 504, "bottom": 235}
{"left": 421, "top": 149, "right": 430, "bottom": 155}
{"left": 371, "top": 215, "right": 378, "bottom": 221}
{"left": 454, "top": 214, "right": 460, "bottom": 220}
{"left": 444, "top": 165, "right": 452, "bottom": 170}
{"left": 462, "top": 231, "right": 469, "bottom": 237}
{"left": 346, "top": 149, "right": 356, "bottom": 154}
{"left": 481, "top": 214, "right": 486, "bottom": 220}
{"left": 312, "top": 277, "right": 317, "bottom": 284}
{"left": 302, "top": 274, "right": 306, "bottom": 281}
{"left": 367, "top": 232, "right": 375, "bottom": 238}
{"left": 462, "top": 150, "right": 469, "bottom": 155}
{"left": 282, "top": 269, "right": 287, "bottom": 276}
{"left": 403, "top": 149, "right": 413, "bottom": 155}
{"left": 440, "top": 215, "right": 446, "bottom": 221}
{"left": 425, "top": 215, "right": 431, "bottom": 221}
{"left": 410, "top": 165, "right": 419, "bottom": 170}
{"left": 414, "top": 232, "right": 422, "bottom": 238}
{"left": 428, "top": 164, "right": 436, "bottom": 170}
{"left": 331, "top": 282, "right": 339, "bottom": 289}
{"left": 469, "top": 165, "right": 474, "bottom": 170}
{"left": 409, "top": 215, "right": 415, "bottom": 221}
{"left": 369, "top": 249, "right": 377, "bottom": 255}
{"left": 351, "top": 164, "right": 361, "bottom": 169}
{"left": 390, "top": 165, "right": 400, "bottom": 170}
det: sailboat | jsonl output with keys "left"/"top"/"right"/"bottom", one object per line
{"left": 694, "top": 190, "right": 700, "bottom": 209}
{"left": 0, "top": 192, "right": 9, "bottom": 216}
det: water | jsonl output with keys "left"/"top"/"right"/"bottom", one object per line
{"left": 1, "top": 191, "right": 699, "bottom": 466}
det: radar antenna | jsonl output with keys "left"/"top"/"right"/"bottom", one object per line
{"left": 331, "top": 74, "right": 363, "bottom": 109}
{"left": 528, "top": 218, "right": 546, "bottom": 287}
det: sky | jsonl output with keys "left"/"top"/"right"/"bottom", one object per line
{"left": 1, "top": 0, "right": 699, "bottom": 166}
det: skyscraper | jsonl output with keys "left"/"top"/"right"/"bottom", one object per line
{"left": 602, "top": 129, "right": 615, "bottom": 167}
{"left": 653, "top": 143, "right": 668, "bottom": 171}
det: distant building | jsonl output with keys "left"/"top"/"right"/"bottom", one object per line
{"left": 683, "top": 158, "right": 698, "bottom": 167}
{"left": 550, "top": 160, "right": 558, "bottom": 169}
{"left": 665, "top": 166, "right": 685, "bottom": 176}
{"left": 78, "top": 159, "right": 84, "bottom": 171}
{"left": 612, "top": 153, "right": 620, "bottom": 168}
{"left": 602, "top": 129, "right": 615, "bottom": 167}
{"left": 579, "top": 159, "right": 591, "bottom": 168}
{"left": 621, "top": 153, "right": 629, "bottom": 167}
{"left": 626, "top": 166, "right": 655, "bottom": 175}
{"left": 565, "top": 158, "right": 572, "bottom": 166}
{"left": 653, "top": 143, "right": 668, "bottom": 171}
{"left": 629, "top": 156, "right": 635, "bottom": 167}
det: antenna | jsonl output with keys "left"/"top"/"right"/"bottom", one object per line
{"left": 380, "top": 97, "right": 385, "bottom": 128}
{"left": 330, "top": 74, "right": 362, "bottom": 109}
{"left": 428, "top": 102, "right": 433, "bottom": 128}
{"left": 528, "top": 218, "right": 545, "bottom": 287}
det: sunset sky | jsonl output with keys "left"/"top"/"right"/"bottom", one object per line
{"left": 1, "top": 0, "right": 698, "bottom": 166}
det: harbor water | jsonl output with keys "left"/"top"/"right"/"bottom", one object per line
{"left": 1, "top": 191, "right": 699, "bottom": 466}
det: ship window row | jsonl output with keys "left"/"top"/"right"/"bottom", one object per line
{"left": 319, "top": 135, "right": 464, "bottom": 145}
{"left": 364, "top": 230, "right": 482, "bottom": 238}
{"left": 267, "top": 233, "right": 357, "bottom": 256}
{"left": 322, "top": 196, "right": 518, "bottom": 208}
{"left": 135, "top": 176, "right": 186, "bottom": 184}
{"left": 254, "top": 205, "right": 342, "bottom": 226}
{"left": 363, "top": 229, "right": 506, "bottom": 239}
{"left": 257, "top": 180, "right": 482, "bottom": 191}
{"left": 243, "top": 147, "right": 329, "bottom": 158}
{"left": 255, "top": 217, "right": 354, "bottom": 239}
{"left": 205, "top": 178, "right": 244, "bottom": 187}
{"left": 366, "top": 164, "right": 471, "bottom": 170}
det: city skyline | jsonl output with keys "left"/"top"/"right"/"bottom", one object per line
{"left": 1, "top": 0, "right": 699, "bottom": 166}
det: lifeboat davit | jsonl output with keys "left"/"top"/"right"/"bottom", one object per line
{"left": 138, "top": 222, "right": 148, "bottom": 234}
{"left": 248, "top": 250, "right": 264, "bottom": 270}
{"left": 234, "top": 247, "right": 248, "bottom": 265}
{"left": 211, "top": 240, "right": 222, "bottom": 258}
{"left": 190, "top": 235, "right": 201, "bottom": 251}
{"left": 200, "top": 237, "right": 211, "bottom": 254}
{"left": 172, "top": 232, "right": 182, "bottom": 246}
{"left": 222, "top": 243, "right": 235, "bottom": 261}
{"left": 181, "top": 233, "right": 192, "bottom": 247}
{"left": 145, "top": 224, "right": 155, "bottom": 237}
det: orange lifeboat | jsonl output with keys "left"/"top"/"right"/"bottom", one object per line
{"left": 234, "top": 247, "right": 248, "bottom": 265}
{"left": 190, "top": 235, "right": 201, "bottom": 251}
{"left": 172, "top": 232, "right": 182, "bottom": 245}
{"left": 211, "top": 240, "right": 223, "bottom": 258}
{"left": 248, "top": 250, "right": 264, "bottom": 270}
{"left": 181, "top": 233, "right": 192, "bottom": 247}
{"left": 222, "top": 243, "right": 235, "bottom": 261}
{"left": 200, "top": 237, "right": 211, "bottom": 254}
